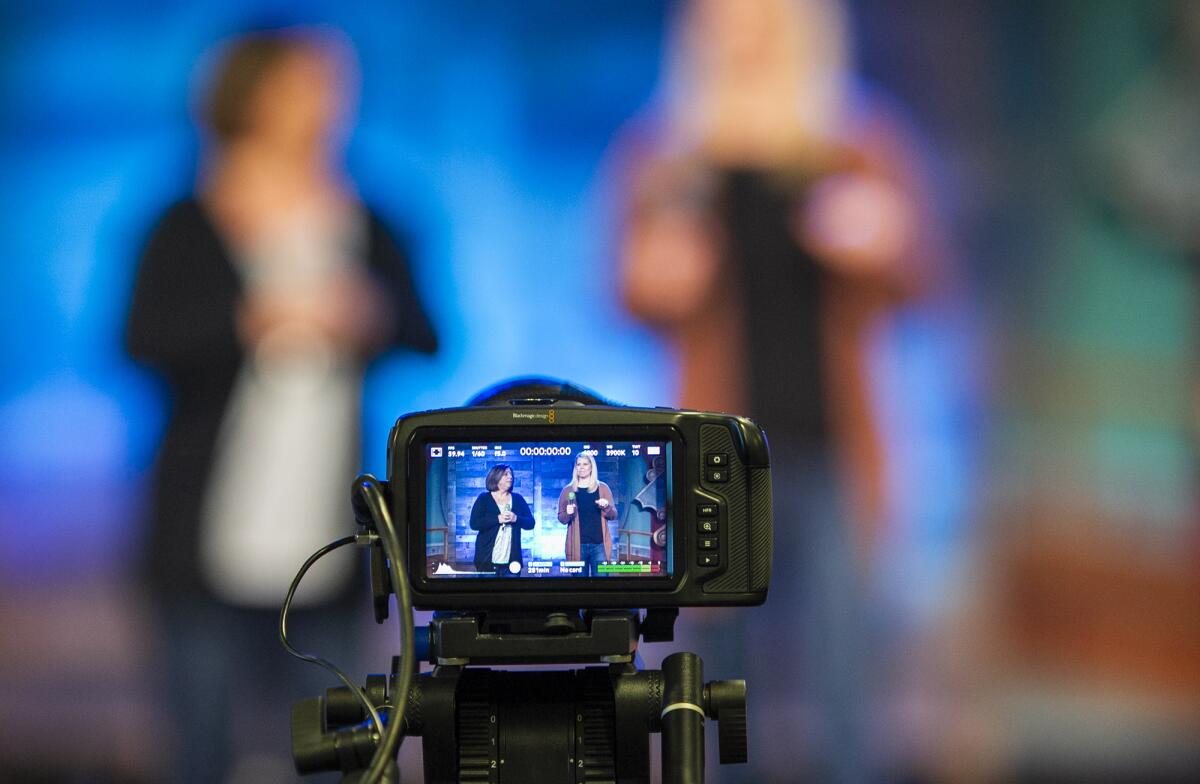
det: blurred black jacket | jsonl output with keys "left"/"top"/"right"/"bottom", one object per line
{"left": 126, "top": 198, "right": 437, "bottom": 601}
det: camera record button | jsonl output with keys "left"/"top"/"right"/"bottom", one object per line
{"left": 698, "top": 535, "right": 719, "bottom": 550}
{"left": 698, "top": 553, "right": 720, "bottom": 567}
{"left": 697, "top": 502, "right": 719, "bottom": 517}
{"left": 705, "top": 467, "right": 729, "bottom": 483}
{"left": 698, "top": 519, "right": 718, "bottom": 534}
{"left": 705, "top": 453, "right": 729, "bottom": 467}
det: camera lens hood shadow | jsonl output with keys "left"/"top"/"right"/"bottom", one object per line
{"left": 465, "top": 375, "right": 614, "bottom": 408}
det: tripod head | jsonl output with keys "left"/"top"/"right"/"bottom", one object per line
{"left": 291, "top": 608, "right": 748, "bottom": 783}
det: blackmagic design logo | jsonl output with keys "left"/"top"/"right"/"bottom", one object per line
{"left": 510, "top": 410, "right": 553, "bottom": 422}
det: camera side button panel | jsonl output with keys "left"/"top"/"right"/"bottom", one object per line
{"left": 699, "top": 423, "right": 750, "bottom": 593}
{"left": 697, "top": 448, "right": 728, "bottom": 567}
{"left": 695, "top": 499, "right": 722, "bottom": 566}
{"left": 705, "top": 452, "right": 730, "bottom": 483}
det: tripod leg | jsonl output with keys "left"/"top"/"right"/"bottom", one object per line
{"left": 661, "top": 653, "right": 705, "bottom": 784}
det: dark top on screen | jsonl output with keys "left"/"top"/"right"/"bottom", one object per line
{"left": 575, "top": 487, "right": 603, "bottom": 544}
{"left": 468, "top": 492, "right": 535, "bottom": 572}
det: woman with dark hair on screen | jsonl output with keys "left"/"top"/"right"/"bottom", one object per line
{"left": 470, "top": 464, "right": 536, "bottom": 575}
{"left": 557, "top": 452, "right": 617, "bottom": 576}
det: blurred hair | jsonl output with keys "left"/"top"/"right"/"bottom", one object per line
{"left": 201, "top": 32, "right": 305, "bottom": 143}
{"left": 485, "top": 464, "right": 513, "bottom": 492}
{"left": 658, "top": 0, "right": 853, "bottom": 160}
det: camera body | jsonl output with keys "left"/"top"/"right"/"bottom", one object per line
{"left": 387, "top": 397, "right": 773, "bottom": 610}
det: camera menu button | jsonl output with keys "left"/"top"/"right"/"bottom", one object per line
{"left": 698, "top": 535, "right": 719, "bottom": 550}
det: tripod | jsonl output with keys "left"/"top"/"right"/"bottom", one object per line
{"left": 291, "top": 609, "right": 748, "bottom": 783}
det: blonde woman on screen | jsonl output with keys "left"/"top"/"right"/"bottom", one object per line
{"left": 557, "top": 453, "right": 617, "bottom": 576}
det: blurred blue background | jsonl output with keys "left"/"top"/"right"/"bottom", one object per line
{"left": 0, "top": 0, "right": 674, "bottom": 573}
{"left": 2, "top": 0, "right": 1198, "bottom": 781}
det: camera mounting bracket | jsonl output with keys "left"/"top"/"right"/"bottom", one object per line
{"left": 418, "top": 608, "right": 678, "bottom": 666}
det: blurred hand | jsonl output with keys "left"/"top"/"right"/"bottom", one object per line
{"left": 566, "top": 504, "right": 576, "bottom": 516}
{"left": 322, "top": 270, "right": 393, "bottom": 348}
{"left": 794, "top": 172, "right": 916, "bottom": 275}
{"left": 238, "top": 270, "right": 390, "bottom": 354}
{"left": 623, "top": 209, "right": 721, "bottom": 322}
{"left": 237, "top": 288, "right": 325, "bottom": 356}
{"left": 596, "top": 497, "right": 610, "bottom": 509}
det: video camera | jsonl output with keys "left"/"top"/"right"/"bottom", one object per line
{"left": 390, "top": 379, "right": 773, "bottom": 611}
{"left": 288, "top": 378, "right": 773, "bottom": 783}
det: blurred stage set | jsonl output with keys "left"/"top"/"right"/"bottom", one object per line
{"left": 1, "top": 1, "right": 1198, "bottom": 781}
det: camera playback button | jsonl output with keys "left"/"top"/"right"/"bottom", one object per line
{"left": 698, "top": 553, "right": 720, "bottom": 567}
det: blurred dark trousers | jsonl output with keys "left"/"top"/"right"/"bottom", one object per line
{"left": 159, "top": 596, "right": 359, "bottom": 784}
{"left": 673, "top": 448, "right": 873, "bottom": 783}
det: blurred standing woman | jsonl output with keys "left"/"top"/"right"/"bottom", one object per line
{"left": 125, "top": 28, "right": 437, "bottom": 783}
{"left": 470, "top": 464, "right": 536, "bottom": 575}
{"left": 558, "top": 453, "right": 617, "bottom": 576}
{"left": 618, "top": 0, "right": 947, "bottom": 780}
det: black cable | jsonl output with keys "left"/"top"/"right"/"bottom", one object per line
{"left": 278, "top": 535, "right": 385, "bottom": 738}
{"left": 356, "top": 474, "right": 415, "bottom": 784}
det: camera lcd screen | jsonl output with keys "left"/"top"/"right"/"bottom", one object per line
{"left": 420, "top": 439, "right": 673, "bottom": 581}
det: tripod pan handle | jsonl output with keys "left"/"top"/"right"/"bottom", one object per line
{"left": 661, "top": 652, "right": 705, "bottom": 784}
